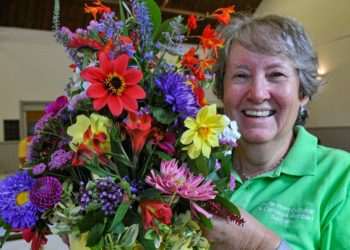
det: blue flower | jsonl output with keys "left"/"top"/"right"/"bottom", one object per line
{"left": 0, "top": 171, "right": 39, "bottom": 229}
{"left": 154, "top": 71, "right": 199, "bottom": 120}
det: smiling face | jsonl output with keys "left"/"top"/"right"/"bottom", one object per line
{"left": 223, "top": 43, "right": 308, "bottom": 145}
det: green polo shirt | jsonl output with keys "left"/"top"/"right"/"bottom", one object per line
{"left": 230, "top": 126, "right": 350, "bottom": 250}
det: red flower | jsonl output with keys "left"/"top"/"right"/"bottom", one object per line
{"left": 152, "top": 128, "right": 176, "bottom": 155}
{"left": 140, "top": 200, "right": 172, "bottom": 232}
{"left": 188, "top": 78, "right": 207, "bottom": 106}
{"left": 187, "top": 14, "right": 198, "bottom": 35}
{"left": 81, "top": 52, "right": 145, "bottom": 117}
{"left": 123, "top": 112, "right": 152, "bottom": 161}
{"left": 84, "top": 0, "right": 111, "bottom": 21}
{"left": 196, "top": 25, "right": 224, "bottom": 58}
{"left": 193, "top": 57, "right": 216, "bottom": 81}
{"left": 182, "top": 47, "right": 199, "bottom": 72}
{"left": 213, "top": 6, "right": 235, "bottom": 25}
{"left": 67, "top": 36, "right": 104, "bottom": 50}
{"left": 22, "top": 227, "right": 48, "bottom": 250}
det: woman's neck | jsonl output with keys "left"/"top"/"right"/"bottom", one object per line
{"left": 235, "top": 132, "right": 294, "bottom": 177}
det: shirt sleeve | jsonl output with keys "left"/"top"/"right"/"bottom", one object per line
{"left": 320, "top": 191, "right": 350, "bottom": 249}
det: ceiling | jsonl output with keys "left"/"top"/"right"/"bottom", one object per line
{"left": 0, "top": 0, "right": 262, "bottom": 43}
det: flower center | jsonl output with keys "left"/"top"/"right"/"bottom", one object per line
{"left": 198, "top": 127, "right": 210, "bottom": 138}
{"left": 104, "top": 73, "right": 126, "bottom": 96}
{"left": 16, "top": 191, "right": 30, "bottom": 206}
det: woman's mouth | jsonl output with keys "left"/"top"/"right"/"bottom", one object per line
{"left": 242, "top": 110, "right": 275, "bottom": 117}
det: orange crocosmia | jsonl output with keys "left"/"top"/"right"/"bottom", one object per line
{"left": 193, "top": 57, "right": 216, "bottom": 81}
{"left": 84, "top": 0, "right": 111, "bottom": 21}
{"left": 197, "top": 25, "right": 224, "bottom": 58}
{"left": 187, "top": 14, "right": 198, "bottom": 35}
{"left": 213, "top": 6, "right": 235, "bottom": 25}
{"left": 188, "top": 79, "right": 207, "bottom": 107}
{"left": 182, "top": 47, "right": 199, "bottom": 71}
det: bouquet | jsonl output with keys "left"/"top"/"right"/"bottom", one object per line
{"left": 0, "top": 0, "right": 243, "bottom": 249}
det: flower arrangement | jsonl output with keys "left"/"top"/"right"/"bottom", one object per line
{"left": 0, "top": 0, "right": 242, "bottom": 249}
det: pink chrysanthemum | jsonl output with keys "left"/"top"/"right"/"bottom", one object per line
{"left": 146, "top": 159, "right": 217, "bottom": 218}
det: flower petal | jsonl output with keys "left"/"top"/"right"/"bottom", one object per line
{"left": 120, "top": 95, "right": 138, "bottom": 112}
{"left": 86, "top": 83, "right": 108, "bottom": 98}
{"left": 180, "top": 130, "right": 195, "bottom": 145}
{"left": 93, "top": 96, "right": 109, "bottom": 110}
{"left": 113, "top": 54, "right": 129, "bottom": 75}
{"left": 99, "top": 51, "right": 114, "bottom": 74}
{"left": 80, "top": 67, "right": 105, "bottom": 84}
{"left": 184, "top": 117, "right": 197, "bottom": 130}
{"left": 108, "top": 95, "right": 123, "bottom": 116}
{"left": 123, "top": 69, "right": 143, "bottom": 85}
{"left": 201, "top": 141, "right": 211, "bottom": 158}
{"left": 125, "top": 85, "right": 146, "bottom": 99}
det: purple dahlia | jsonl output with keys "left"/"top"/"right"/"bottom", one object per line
{"left": 29, "top": 176, "right": 62, "bottom": 209}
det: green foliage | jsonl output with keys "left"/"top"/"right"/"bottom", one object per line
{"left": 151, "top": 107, "right": 178, "bottom": 124}
{"left": 142, "top": 0, "right": 162, "bottom": 35}
{"left": 86, "top": 222, "right": 106, "bottom": 247}
{"left": 108, "top": 203, "right": 131, "bottom": 233}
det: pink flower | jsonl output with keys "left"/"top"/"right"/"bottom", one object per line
{"left": 146, "top": 159, "right": 217, "bottom": 218}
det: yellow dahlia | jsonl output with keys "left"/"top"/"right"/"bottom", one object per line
{"left": 180, "top": 104, "right": 226, "bottom": 159}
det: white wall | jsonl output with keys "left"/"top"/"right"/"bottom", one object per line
{"left": 0, "top": 27, "right": 72, "bottom": 141}
{"left": 255, "top": 0, "right": 350, "bottom": 127}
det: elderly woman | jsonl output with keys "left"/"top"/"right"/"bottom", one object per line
{"left": 206, "top": 14, "right": 350, "bottom": 249}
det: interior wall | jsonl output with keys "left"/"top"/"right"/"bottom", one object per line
{"left": 255, "top": 0, "right": 350, "bottom": 128}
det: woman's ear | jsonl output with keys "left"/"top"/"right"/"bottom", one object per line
{"left": 300, "top": 96, "right": 309, "bottom": 106}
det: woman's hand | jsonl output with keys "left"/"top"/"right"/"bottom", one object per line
{"left": 204, "top": 207, "right": 281, "bottom": 250}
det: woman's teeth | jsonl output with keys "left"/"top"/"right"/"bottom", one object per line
{"left": 243, "top": 110, "right": 274, "bottom": 117}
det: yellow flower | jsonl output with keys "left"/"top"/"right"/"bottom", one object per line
{"left": 180, "top": 104, "right": 227, "bottom": 159}
{"left": 67, "top": 113, "right": 113, "bottom": 153}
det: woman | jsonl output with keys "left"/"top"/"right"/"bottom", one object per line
{"left": 206, "top": 14, "right": 350, "bottom": 249}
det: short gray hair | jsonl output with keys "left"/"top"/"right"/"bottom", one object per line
{"left": 213, "top": 14, "right": 325, "bottom": 101}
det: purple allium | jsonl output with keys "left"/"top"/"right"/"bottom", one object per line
{"left": 48, "top": 149, "right": 74, "bottom": 170}
{"left": 154, "top": 70, "right": 199, "bottom": 120}
{"left": 33, "top": 163, "right": 47, "bottom": 175}
{"left": 0, "top": 171, "right": 39, "bottom": 229}
{"left": 29, "top": 176, "right": 62, "bottom": 209}
{"left": 45, "top": 96, "right": 69, "bottom": 115}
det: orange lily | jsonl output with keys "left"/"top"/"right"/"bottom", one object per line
{"left": 197, "top": 25, "right": 224, "bottom": 58}
{"left": 84, "top": 0, "right": 111, "bottom": 21}
{"left": 213, "top": 6, "right": 235, "bottom": 25}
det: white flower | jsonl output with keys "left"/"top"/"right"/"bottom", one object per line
{"left": 218, "top": 115, "right": 241, "bottom": 147}
{"left": 71, "top": 62, "right": 97, "bottom": 91}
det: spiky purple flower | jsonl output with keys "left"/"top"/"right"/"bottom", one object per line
{"left": 29, "top": 176, "right": 62, "bottom": 209}
{"left": 45, "top": 96, "right": 69, "bottom": 115}
{"left": 154, "top": 70, "right": 199, "bottom": 120}
{"left": 0, "top": 171, "right": 39, "bottom": 229}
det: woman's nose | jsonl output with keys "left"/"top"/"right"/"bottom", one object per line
{"left": 247, "top": 76, "right": 270, "bottom": 103}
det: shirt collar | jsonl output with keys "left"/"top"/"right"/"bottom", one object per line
{"left": 280, "top": 126, "right": 318, "bottom": 176}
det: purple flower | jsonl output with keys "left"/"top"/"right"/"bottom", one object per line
{"left": 154, "top": 71, "right": 199, "bottom": 120}
{"left": 48, "top": 149, "right": 74, "bottom": 170}
{"left": 33, "top": 163, "right": 47, "bottom": 175}
{"left": 30, "top": 176, "right": 62, "bottom": 209}
{"left": 229, "top": 172, "right": 236, "bottom": 191}
{"left": 45, "top": 96, "right": 68, "bottom": 115}
{"left": 0, "top": 171, "right": 39, "bottom": 229}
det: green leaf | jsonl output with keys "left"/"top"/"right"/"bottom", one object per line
{"left": 151, "top": 107, "right": 178, "bottom": 124}
{"left": 140, "top": 188, "right": 162, "bottom": 199}
{"left": 104, "top": 152, "right": 134, "bottom": 168}
{"left": 83, "top": 164, "right": 110, "bottom": 178}
{"left": 153, "top": 18, "right": 173, "bottom": 43}
{"left": 198, "top": 213, "right": 213, "bottom": 229}
{"left": 111, "top": 223, "right": 125, "bottom": 234}
{"left": 108, "top": 203, "right": 130, "bottom": 232}
{"left": 78, "top": 210, "right": 104, "bottom": 233}
{"left": 0, "top": 229, "right": 10, "bottom": 248}
{"left": 155, "top": 150, "right": 172, "bottom": 161}
{"left": 120, "top": 224, "right": 139, "bottom": 247}
{"left": 86, "top": 222, "right": 106, "bottom": 247}
{"left": 215, "top": 196, "right": 240, "bottom": 216}
{"left": 119, "top": 0, "right": 128, "bottom": 37}
{"left": 194, "top": 155, "right": 209, "bottom": 176}
{"left": 142, "top": 0, "right": 161, "bottom": 35}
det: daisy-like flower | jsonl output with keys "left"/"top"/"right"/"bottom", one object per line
{"left": 0, "top": 171, "right": 39, "bottom": 229}
{"left": 180, "top": 104, "right": 227, "bottom": 159}
{"left": 81, "top": 52, "right": 145, "bottom": 117}
{"left": 146, "top": 159, "right": 217, "bottom": 218}
{"left": 154, "top": 70, "right": 199, "bottom": 120}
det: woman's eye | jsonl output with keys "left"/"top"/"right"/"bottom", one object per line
{"left": 233, "top": 73, "right": 248, "bottom": 79}
{"left": 269, "top": 72, "right": 285, "bottom": 78}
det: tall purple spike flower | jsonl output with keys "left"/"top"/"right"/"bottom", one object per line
{"left": 154, "top": 70, "right": 199, "bottom": 120}
{"left": 0, "top": 171, "right": 39, "bottom": 229}
{"left": 30, "top": 176, "right": 62, "bottom": 209}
